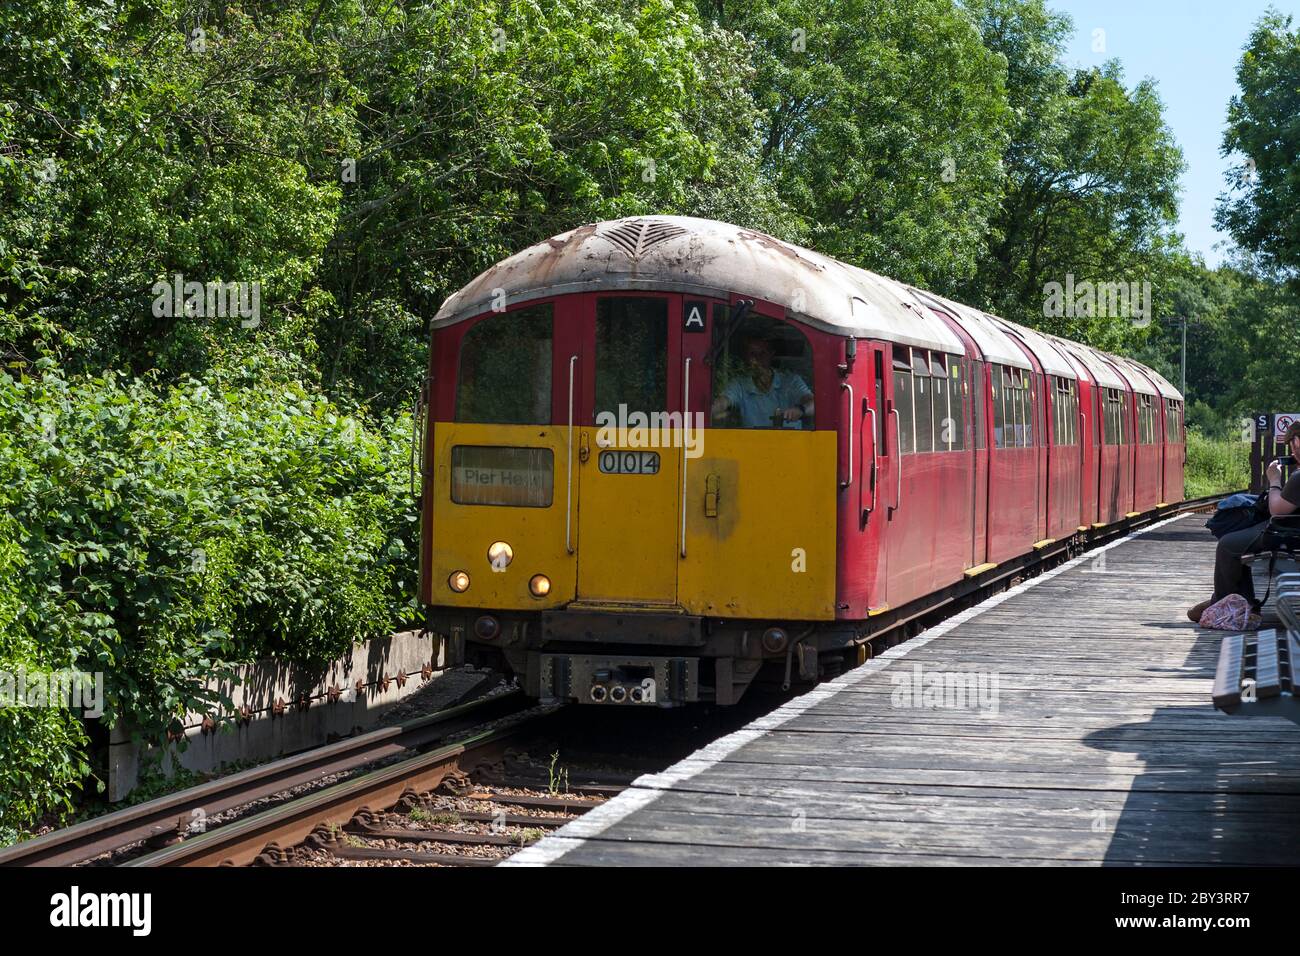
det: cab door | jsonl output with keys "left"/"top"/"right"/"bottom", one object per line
{"left": 574, "top": 293, "right": 683, "bottom": 605}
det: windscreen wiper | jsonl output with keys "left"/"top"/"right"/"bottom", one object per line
{"left": 705, "top": 299, "right": 754, "bottom": 366}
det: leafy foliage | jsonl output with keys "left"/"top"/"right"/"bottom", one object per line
{"left": 1218, "top": 12, "right": 1300, "bottom": 273}
{"left": 967, "top": 0, "right": 1184, "bottom": 350}
{"left": 0, "top": 357, "right": 417, "bottom": 835}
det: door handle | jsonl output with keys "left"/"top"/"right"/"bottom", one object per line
{"left": 579, "top": 431, "right": 590, "bottom": 463}
{"left": 566, "top": 354, "right": 577, "bottom": 555}
{"left": 865, "top": 406, "right": 878, "bottom": 514}
{"left": 681, "top": 356, "right": 691, "bottom": 558}
{"left": 840, "top": 382, "right": 854, "bottom": 489}
{"left": 891, "top": 406, "right": 902, "bottom": 511}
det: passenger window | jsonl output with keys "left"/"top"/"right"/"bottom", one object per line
{"left": 1105, "top": 389, "right": 1124, "bottom": 446}
{"left": 1054, "top": 377, "right": 1077, "bottom": 446}
{"left": 456, "top": 305, "right": 553, "bottom": 424}
{"left": 913, "top": 350, "right": 933, "bottom": 453}
{"left": 998, "top": 366, "right": 1031, "bottom": 449}
{"left": 595, "top": 297, "right": 668, "bottom": 421}
{"left": 1165, "top": 399, "right": 1182, "bottom": 443}
{"left": 892, "top": 349, "right": 915, "bottom": 454}
{"left": 711, "top": 312, "right": 815, "bottom": 429}
{"left": 1015, "top": 373, "right": 1027, "bottom": 447}
{"left": 941, "top": 357, "right": 965, "bottom": 451}
{"left": 992, "top": 366, "right": 1005, "bottom": 448}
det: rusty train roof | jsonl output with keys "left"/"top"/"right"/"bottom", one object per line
{"left": 433, "top": 216, "right": 1182, "bottom": 401}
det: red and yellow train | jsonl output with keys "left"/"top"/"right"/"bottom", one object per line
{"left": 417, "top": 217, "right": 1184, "bottom": 706}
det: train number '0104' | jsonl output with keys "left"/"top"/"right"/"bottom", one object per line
{"left": 598, "top": 450, "right": 661, "bottom": 475}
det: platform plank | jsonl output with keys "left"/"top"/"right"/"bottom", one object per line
{"left": 510, "top": 516, "right": 1300, "bottom": 867}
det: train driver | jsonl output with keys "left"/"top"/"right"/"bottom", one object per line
{"left": 712, "top": 336, "right": 814, "bottom": 428}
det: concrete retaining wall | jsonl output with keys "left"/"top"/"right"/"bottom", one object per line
{"left": 108, "top": 630, "right": 449, "bottom": 801}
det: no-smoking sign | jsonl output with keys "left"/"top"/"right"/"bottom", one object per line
{"left": 1275, "top": 413, "right": 1300, "bottom": 442}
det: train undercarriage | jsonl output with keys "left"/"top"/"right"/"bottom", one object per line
{"left": 429, "top": 606, "right": 869, "bottom": 707}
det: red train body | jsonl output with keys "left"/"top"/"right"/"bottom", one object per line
{"left": 420, "top": 217, "right": 1185, "bottom": 705}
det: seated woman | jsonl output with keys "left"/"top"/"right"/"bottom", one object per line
{"left": 1189, "top": 420, "right": 1300, "bottom": 622}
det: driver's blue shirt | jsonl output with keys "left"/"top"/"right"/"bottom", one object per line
{"left": 722, "top": 369, "right": 812, "bottom": 428}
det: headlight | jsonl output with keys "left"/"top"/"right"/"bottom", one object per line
{"left": 529, "top": 574, "right": 551, "bottom": 598}
{"left": 487, "top": 541, "right": 513, "bottom": 570}
{"left": 448, "top": 570, "right": 470, "bottom": 593}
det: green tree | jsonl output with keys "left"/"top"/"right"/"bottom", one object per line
{"left": 1218, "top": 12, "right": 1300, "bottom": 273}
{"left": 697, "top": 0, "right": 1013, "bottom": 288}
{"left": 966, "top": 0, "right": 1184, "bottom": 350}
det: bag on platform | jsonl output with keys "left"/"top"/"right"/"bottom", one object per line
{"left": 1198, "top": 593, "right": 1262, "bottom": 631}
{"left": 1206, "top": 493, "right": 1269, "bottom": 539}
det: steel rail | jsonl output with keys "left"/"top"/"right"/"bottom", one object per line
{"left": 0, "top": 690, "right": 532, "bottom": 867}
{"left": 124, "top": 706, "right": 558, "bottom": 867}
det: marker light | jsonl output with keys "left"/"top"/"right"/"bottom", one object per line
{"left": 487, "top": 541, "right": 514, "bottom": 570}
{"left": 448, "top": 570, "right": 470, "bottom": 593}
{"left": 529, "top": 574, "right": 551, "bottom": 598}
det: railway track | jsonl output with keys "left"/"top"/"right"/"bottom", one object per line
{"left": 125, "top": 704, "right": 592, "bottom": 867}
{"left": 0, "top": 690, "right": 539, "bottom": 867}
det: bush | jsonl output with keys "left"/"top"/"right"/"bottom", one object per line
{"left": 1185, "top": 428, "right": 1252, "bottom": 498}
{"left": 0, "top": 358, "right": 419, "bottom": 837}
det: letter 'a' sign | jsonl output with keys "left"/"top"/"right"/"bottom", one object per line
{"left": 684, "top": 300, "right": 706, "bottom": 333}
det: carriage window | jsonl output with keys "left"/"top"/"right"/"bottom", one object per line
{"left": 892, "top": 350, "right": 915, "bottom": 454}
{"left": 913, "top": 350, "right": 933, "bottom": 453}
{"left": 1165, "top": 399, "right": 1182, "bottom": 443}
{"left": 456, "top": 305, "right": 553, "bottom": 424}
{"left": 992, "top": 366, "right": 1005, "bottom": 448}
{"left": 1051, "top": 377, "right": 1062, "bottom": 445}
{"left": 974, "top": 363, "right": 986, "bottom": 450}
{"left": 996, "top": 366, "right": 1031, "bottom": 448}
{"left": 1138, "top": 394, "right": 1155, "bottom": 444}
{"left": 941, "top": 357, "right": 965, "bottom": 451}
{"left": 1054, "top": 377, "right": 1078, "bottom": 446}
{"left": 711, "top": 312, "right": 815, "bottom": 429}
{"left": 1104, "top": 388, "right": 1125, "bottom": 445}
{"left": 1020, "top": 373, "right": 1033, "bottom": 447}
{"left": 596, "top": 297, "right": 668, "bottom": 421}
{"left": 929, "top": 354, "right": 946, "bottom": 451}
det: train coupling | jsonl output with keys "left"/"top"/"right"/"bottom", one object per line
{"left": 533, "top": 654, "right": 698, "bottom": 707}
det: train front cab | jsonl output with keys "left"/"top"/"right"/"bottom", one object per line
{"left": 422, "top": 291, "right": 843, "bottom": 706}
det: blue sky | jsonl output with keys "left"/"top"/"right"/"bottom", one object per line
{"left": 1050, "top": 0, "right": 1300, "bottom": 267}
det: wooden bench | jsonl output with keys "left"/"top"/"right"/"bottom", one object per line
{"left": 1213, "top": 578, "right": 1300, "bottom": 722}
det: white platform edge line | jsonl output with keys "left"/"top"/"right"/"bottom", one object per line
{"left": 501, "top": 513, "right": 1189, "bottom": 866}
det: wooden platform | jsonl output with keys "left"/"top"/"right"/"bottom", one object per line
{"left": 507, "top": 514, "right": 1300, "bottom": 866}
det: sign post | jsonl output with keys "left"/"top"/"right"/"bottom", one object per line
{"left": 1252, "top": 412, "right": 1298, "bottom": 492}
{"left": 1273, "top": 413, "right": 1298, "bottom": 444}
